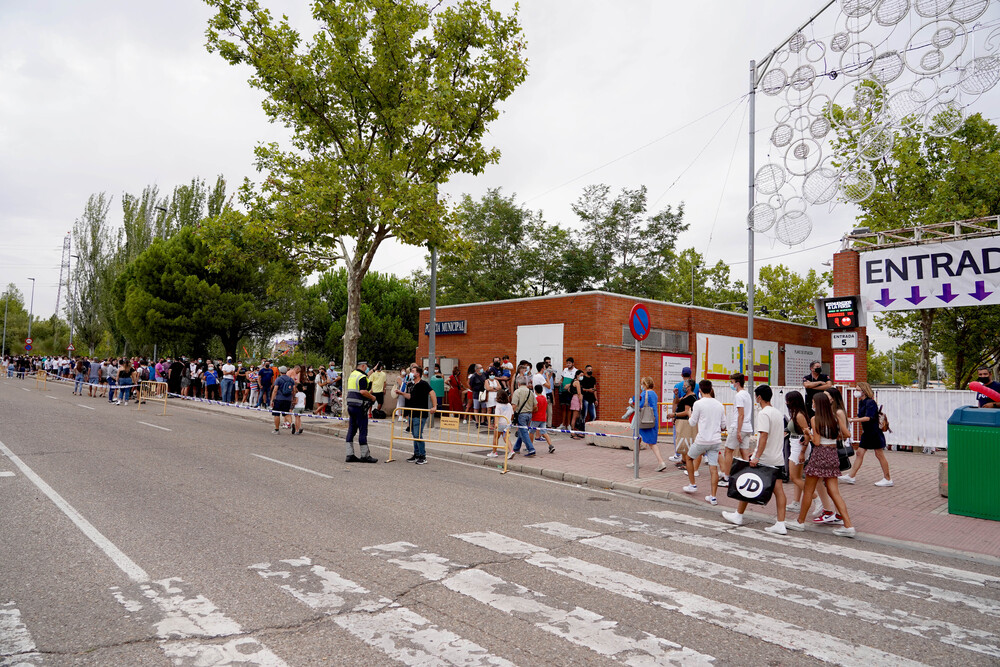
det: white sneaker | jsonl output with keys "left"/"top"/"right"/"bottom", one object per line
{"left": 809, "top": 498, "right": 823, "bottom": 516}
{"left": 705, "top": 495, "right": 718, "bottom": 506}
{"left": 786, "top": 501, "right": 801, "bottom": 512}
{"left": 694, "top": 470, "right": 700, "bottom": 477}
{"left": 667, "top": 454, "right": 682, "bottom": 462}
{"left": 486, "top": 452, "right": 499, "bottom": 458}
{"left": 786, "top": 520, "right": 806, "bottom": 531}
{"left": 462, "top": 419, "right": 468, "bottom": 424}
{"left": 874, "top": 478, "right": 894, "bottom": 487}
{"left": 506, "top": 450, "right": 517, "bottom": 460}
{"left": 840, "top": 475, "right": 856, "bottom": 484}
{"left": 765, "top": 522, "right": 787, "bottom": 535}
{"left": 682, "top": 484, "right": 697, "bottom": 494}
{"left": 722, "top": 511, "right": 743, "bottom": 525}
{"left": 833, "top": 526, "right": 857, "bottom": 538}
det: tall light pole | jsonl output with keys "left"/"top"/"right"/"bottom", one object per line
{"left": 2, "top": 288, "right": 8, "bottom": 358}
{"left": 69, "top": 254, "right": 80, "bottom": 352}
{"left": 27, "top": 277, "right": 35, "bottom": 341}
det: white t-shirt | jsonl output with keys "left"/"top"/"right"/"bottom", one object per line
{"left": 531, "top": 372, "right": 547, "bottom": 389}
{"left": 495, "top": 403, "right": 513, "bottom": 428}
{"left": 294, "top": 391, "right": 306, "bottom": 410}
{"left": 222, "top": 363, "right": 236, "bottom": 379}
{"left": 754, "top": 404, "right": 786, "bottom": 468}
{"left": 730, "top": 389, "right": 754, "bottom": 432}
{"left": 691, "top": 397, "right": 726, "bottom": 445}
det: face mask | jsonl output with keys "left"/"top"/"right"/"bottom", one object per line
{"left": 587, "top": 371, "right": 593, "bottom": 376}
{"left": 853, "top": 390, "right": 862, "bottom": 398}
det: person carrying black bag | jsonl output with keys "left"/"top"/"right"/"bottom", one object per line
{"left": 723, "top": 385, "right": 789, "bottom": 534}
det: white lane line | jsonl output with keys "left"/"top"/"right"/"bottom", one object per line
{"left": 251, "top": 557, "right": 515, "bottom": 666}
{"left": 365, "top": 542, "right": 715, "bottom": 665}
{"left": 0, "top": 438, "right": 149, "bottom": 583}
{"left": 588, "top": 516, "right": 1000, "bottom": 619}
{"left": 455, "top": 531, "right": 927, "bottom": 667}
{"left": 643, "top": 509, "right": 1000, "bottom": 588}
{"left": 21, "top": 388, "right": 29, "bottom": 392}
{"left": 136, "top": 421, "right": 170, "bottom": 431}
{"left": 0, "top": 471, "right": 14, "bottom": 477}
{"left": 250, "top": 454, "right": 333, "bottom": 479}
{"left": 76, "top": 403, "right": 96, "bottom": 410}
{"left": 530, "top": 522, "right": 1000, "bottom": 659}
{"left": 111, "top": 577, "right": 287, "bottom": 666}
{"left": 45, "top": 395, "right": 58, "bottom": 400}
{"left": 0, "top": 602, "right": 40, "bottom": 663}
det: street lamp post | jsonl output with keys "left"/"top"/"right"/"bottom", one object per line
{"left": 2, "top": 289, "right": 8, "bottom": 358}
{"left": 69, "top": 254, "right": 79, "bottom": 352}
{"left": 27, "top": 277, "right": 35, "bottom": 341}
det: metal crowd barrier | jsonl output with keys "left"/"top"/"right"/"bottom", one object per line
{"left": 34, "top": 370, "right": 49, "bottom": 391}
{"left": 388, "top": 406, "right": 511, "bottom": 473}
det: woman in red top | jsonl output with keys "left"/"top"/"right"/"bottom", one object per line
{"left": 446, "top": 366, "right": 464, "bottom": 415}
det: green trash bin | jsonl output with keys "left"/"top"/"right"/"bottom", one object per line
{"left": 947, "top": 406, "right": 1000, "bottom": 521}
{"left": 429, "top": 376, "right": 445, "bottom": 407}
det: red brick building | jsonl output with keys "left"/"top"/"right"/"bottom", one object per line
{"left": 416, "top": 284, "right": 845, "bottom": 415}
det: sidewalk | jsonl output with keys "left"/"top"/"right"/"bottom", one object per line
{"left": 173, "top": 397, "right": 1000, "bottom": 561}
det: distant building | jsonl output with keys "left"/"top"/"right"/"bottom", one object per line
{"left": 273, "top": 339, "right": 299, "bottom": 356}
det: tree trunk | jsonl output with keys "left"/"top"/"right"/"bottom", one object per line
{"left": 341, "top": 260, "right": 363, "bottom": 409}
{"left": 918, "top": 310, "right": 934, "bottom": 389}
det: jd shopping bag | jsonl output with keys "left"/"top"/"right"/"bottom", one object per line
{"left": 726, "top": 458, "right": 781, "bottom": 506}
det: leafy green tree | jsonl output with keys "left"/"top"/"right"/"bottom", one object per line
{"left": 1, "top": 284, "right": 30, "bottom": 356}
{"left": 867, "top": 342, "right": 920, "bottom": 386}
{"left": 69, "top": 193, "right": 116, "bottom": 354}
{"left": 203, "top": 0, "right": 528, "bottom": 376}
{"left": 300, "top": 268, "right": 420, "bottom": 368}
{"left": 114, "top": 225, "right": 296, "bottom": 358}
{"left": 833, "top": 110, "right": 1000, "bottom": 387}
{"left": 572, "top": 184, "right": 687, "bottom": 295}
{"left": 753, "top": 264, "right": 829, "bottom": 322}
{"left": 657, "top": 248, "right": 746, "bottom": 309}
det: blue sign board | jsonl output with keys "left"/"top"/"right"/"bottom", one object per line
{"left": 424, "top": 320, "right": 467, "bottom": 336}
{"left": 628, "top": 304, "right": 650, "bottom": 341}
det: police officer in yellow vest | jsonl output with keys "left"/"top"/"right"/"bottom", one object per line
{"left": 345, "top": 361, "right": 378, "bottom": 463}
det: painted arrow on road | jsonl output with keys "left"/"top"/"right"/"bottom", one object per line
{"left": 970, "top": 281, "right": 993, "bottom": 302}
{"left": 936, "top": 284, "right": 959, "bottom": 303}
{"left": 874, "top": 289, "right": 895, "bottom": 307}
{"left": 905, "top": 286, "right": 926, "bottom": 305}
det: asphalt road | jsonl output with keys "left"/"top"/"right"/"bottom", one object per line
{"left": 2, "top": 375, "right": 1000, "bottom": 667}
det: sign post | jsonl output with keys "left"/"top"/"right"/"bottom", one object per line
{"left": 628, "top": 303, "right": 651, "bottom": 480}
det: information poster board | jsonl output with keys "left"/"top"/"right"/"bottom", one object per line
{"left": 660, "top": 353, "right": 692, "bottom": 424}
{"left": 784, "top": 344, "right": 821, "bottom": 386}
{"left": 696, "top": 333, "right": 778, "bottom": 385}
{"left": 834, "top": 353, "right": 856, "bottom": 383}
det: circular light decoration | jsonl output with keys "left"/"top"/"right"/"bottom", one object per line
{"left": 806, "top": 41, "right": 826, "bottom": 63}
{"left": 858, "top": 125, "right": 895, "bottom": 160}
{"left": 915, "top": 0, "right": 955, "bottom": 18}
{"left": 790, "top": 64, "right": 817, "bottom": 91}
{"left": 924, "top": 101, "right": 965, "bottom": 136}
{"left": 871, "top": 50, "right": 905, "bottom": 84}
{"left": 771, "top": 123, "right": 794, "bottom": 147}
{"left": 840, "top": 41, "right": 877, "bottom": 77}
{"left": 789, "top": 32, "right": 808, "bottom": 53}
{"left": 775, "top": 209, "right": 813, "bottom": 246}
{"left": 840, "top": 0, "right": 880, "bottom": 17}
{"left": 748, "top": 203, "right": 778, "bottom": 232}
{"left": 809, "top": 115, "right": 832, "bottom": 139}
{"left": 785, "top": 138, "right": 823, "bottom": 176}
{"left": 761, "top": 68, "right": 788, "bottom": 95}
{"left": 904, "top": 20, "right": 966, "bottom": 75}
{"left": 754, "top": 163, "right": 787, "bottom": 195}
{"left": 802, "top": 167, "right": 841, "bottom": 205}
{"left": 959, "top": 56, "right": 1000, "bottom": 96}
{"left": 949, "top": 0, "right": 990, "bottom": 23}
{"left": 840, "top": 166, "right": 877, "bottom": 203}
{"left": 830, "top": 32, "right": 851, "bottom": 52}
{"left": 875, "top": 0, "right": 911, "bottom": 25}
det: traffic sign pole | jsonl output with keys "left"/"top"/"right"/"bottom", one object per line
{"left": 628, "top": 303, "right": 651, "bottom": 480}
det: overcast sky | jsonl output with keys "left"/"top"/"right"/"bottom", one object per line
{"left": 2, "top": 0, "right": 998, "bottom": 350}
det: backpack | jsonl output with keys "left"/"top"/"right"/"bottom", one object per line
{"left": 140, "top": 366, "right": 150, "bottom": 381}
{"left": 278, "top": 376, "right": 293, "bottom": 398}
{"left": 878, "top": 405, "right": 891, "bottom": 433}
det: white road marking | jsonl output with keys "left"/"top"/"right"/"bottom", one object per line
{"left": 366, "top": 542, "right": 714, "bottom": 665}
{"left": 111, "top": 578, "right": 287, "bottom": 666}
{"left": 588, "top": 516, "right": 1000, "bottom": 618}
{"left": 21, "top": 388, "right": 29, "bottom": 392}
{"left": 455, "top": 531, "right": 927, "bottom": 667}
{"left": 530, "top": 522, "right": 1000, "bottom": 658}
{"left": 250, "top": 454, "right": 333, "bottom": 479}
{"left": 136, "top": 421, "right": 169, "bottom": 431}
{"left": 45, "top": 395, "right": 58, "bottom": 400}
{"left": 251, "top": 557, "right": 515, "bottom": 666}
{"left": 76, "top": 403, "right": 96, "bottom": 410}
{"left": 0, "top": 471, "right": 14, "bottom": 477}
{"left": 0, "top": 438, "right": 149, "bottom": 583}
{"left": 0, "top": 602, "right": 40, "bottom": 664}
{"left": 643, "top": 509, "right": 1000, "bottom": 588}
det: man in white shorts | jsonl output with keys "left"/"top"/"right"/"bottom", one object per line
{"left": 684, "top": 379, "right": 727, "bottom": 506}
{"left": 720, "top": 372, "right": 754, "bottom": 484}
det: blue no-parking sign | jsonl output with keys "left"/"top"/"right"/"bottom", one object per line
{"left": 629, "top": 303, "right": 650, "bottom": 341}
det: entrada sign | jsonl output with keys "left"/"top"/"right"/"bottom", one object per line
{"left": 424, "top": 320, "right": 467, "bottom": 335}
{"left": 860, "top": 237, "right": 1000, "bottom": 312}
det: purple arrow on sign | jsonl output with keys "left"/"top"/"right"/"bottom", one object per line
{"left": 874, "top": 289, "right": 895, "bottom": 307}
{"left": 970, "top": 281, "right": 993, "bottom": 301}
{"left": 936, "top": 284, "right": 958, "bottom": 303}
{"left": 905, "top": 286, "right": 926, "bottom": 305}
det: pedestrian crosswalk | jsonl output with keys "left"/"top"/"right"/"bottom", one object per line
{"left": 3, "top": 508, "right": 1000, "bottom": 666}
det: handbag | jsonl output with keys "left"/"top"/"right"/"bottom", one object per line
{"left": 836, "top": 439, "right": 853, "bottom": 471}
{"left": 638, "top": 391, "right": 657, "bottom": 430}
{"left": 726, "top": 458, "right": 780, "bottom": 505}
{"left": 478, "top": 390, "right": 487, "bottom": 402}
